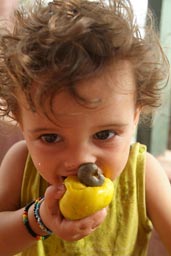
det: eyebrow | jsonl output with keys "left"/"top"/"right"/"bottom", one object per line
{"left": 28, "top": 127, "right": 57, "bottom": 134}
{"left": 28, "top": 122, "right": 129, "bottom": 134}
{"left": 97, "top": 123, "right": 129, "bottom": 129}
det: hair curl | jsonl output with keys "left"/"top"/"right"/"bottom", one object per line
{"left": 0, "top": 0, "right": 169, "bottom": 119}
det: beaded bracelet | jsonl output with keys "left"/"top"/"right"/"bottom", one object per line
{"left": 34, "top": 197, "right": 53, "bottom": 236}
{"left": 23, "top": 200, "right": 50, "bottom": 240}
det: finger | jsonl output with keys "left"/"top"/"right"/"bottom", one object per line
{"left": 44, "top": 184, "right": 65, "bottom": 215}
{"left": 79, "top": 207, "right": 107, "bottom": 229}
{"left": 59, "top": 207, "right": 107, "bottom": 241}
{"left": 45, "top": 184, "right": 65, "bottom": 200}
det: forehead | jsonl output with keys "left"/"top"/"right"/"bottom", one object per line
{"left": 75, "top": 59, "right": 136, "bottom": 100}
{"left": 18, "top": 60, "right": 136, "bottom": 115}
{"left": 17, "top": 60, "right": 137, "bottom": 129}
{"left": 46, "top": 60, "right": 137, "bottom": 120}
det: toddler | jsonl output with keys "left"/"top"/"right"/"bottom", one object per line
{"left": 0, "top": 0, "right": 170, "bottom": 255}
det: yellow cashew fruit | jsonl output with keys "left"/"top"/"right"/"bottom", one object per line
{"left": 59, "top": 175, "right": 114, "bottom": 220}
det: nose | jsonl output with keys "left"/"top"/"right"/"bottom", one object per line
{"left": 63, "top": 145, "right": 96, "bottom": 171}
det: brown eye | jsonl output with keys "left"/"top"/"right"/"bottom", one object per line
{"left": 78, "top": 163, "right": 105, "bottom": 187}
{"left": 40, "top": 134, "right": 61, "bottom": 143}
{"left": 93, "top": 130, "right": 115, "bottom": 140}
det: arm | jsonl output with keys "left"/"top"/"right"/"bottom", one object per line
{"left": 0, "top": 141, "right": 107, "bottom": 255}
{"left": 0, "top": 141, "right": 38, "bottom": 255}
{"left": 146, "top": 152, "right": 171, "bottom": 254}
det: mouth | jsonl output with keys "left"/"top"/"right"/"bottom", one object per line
{"left": 61, "top": 174, "right": 77, "bottom": 181}
{"left": 61, "top": 176, "right": 67, "bottom": 182}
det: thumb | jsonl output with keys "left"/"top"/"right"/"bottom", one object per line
{"left": 39, "top": 184, "right": 66, "bottom": 230}
{"left": 43, "top": 184, "right": 66, "bottom": 215}
{"left": 45, "top": 183, "right": 66, "bottom": 201}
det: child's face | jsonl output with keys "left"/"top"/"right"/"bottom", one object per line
{"left": 19, "top": 60, "right": 140, "bottom": 184}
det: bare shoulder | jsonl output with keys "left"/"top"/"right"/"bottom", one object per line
{"left": 145, "top": 152, "right": 171, "bottom": 215}
{"left": 0, "top": 140, "right": 28, "bottom": 210}
{"left": 145, "top": 152, "right": 171, "bottom": 195}
{"left": 145, "top": 152, "right": 171, "bottom": 253}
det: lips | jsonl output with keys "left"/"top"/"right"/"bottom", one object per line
{"left": 61, "top": 173, "right": 77, "bottom": 181}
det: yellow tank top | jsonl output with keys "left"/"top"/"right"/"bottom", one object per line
{"left": 16, "top": 143, "right": 152, "bottom": 256}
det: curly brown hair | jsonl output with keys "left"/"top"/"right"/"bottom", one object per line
{"left": 0, "top": 0, "right": 169, "bottom": 119}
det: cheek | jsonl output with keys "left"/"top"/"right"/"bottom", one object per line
{"left": 104, "top": 159, "right": 128, "bottom": 180}
{"left": 26, "top": 144, "right": 52, "bottom": 172}
{"left": 29, "top": 153, "right": 54, "bottom": 180}
{"left": 34, "top": 163, "right": 55, "bottom": 184}
{"left": 102, "top": 145, "right": 131, "bottom": 180}
{"left": 33, "top": 160, "right": 49, "bottom": 177}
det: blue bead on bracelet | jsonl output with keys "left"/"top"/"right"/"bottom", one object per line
{"left": 33, "top": 197, "right": 53, "bottom": 236}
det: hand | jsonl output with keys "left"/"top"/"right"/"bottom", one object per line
{"left": 40, "top": 184, "right": 107, "bottom": 241}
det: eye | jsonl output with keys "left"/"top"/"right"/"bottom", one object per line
{"left": 93, "top": 130, "right": 116, "bottom": 140}
{"left": 40, "top": 134, "right": 61, "bottom": 143}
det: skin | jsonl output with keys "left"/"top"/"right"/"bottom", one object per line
{"left": 0, "top": 60, "right": 171, "bottom": 255}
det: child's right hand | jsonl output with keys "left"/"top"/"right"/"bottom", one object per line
{"left": 39, "top": 184, "right": 107, "bottom": 241}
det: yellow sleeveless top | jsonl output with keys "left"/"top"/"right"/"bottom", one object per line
{"left": 16, "top": 143, "right": 152, "bottom": 256}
